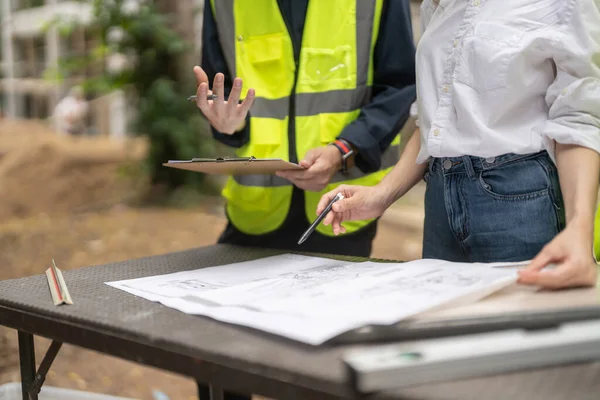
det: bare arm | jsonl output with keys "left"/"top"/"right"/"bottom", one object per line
{"left": 519, "top": 143, "right": 599, "bottom": 288}
{"left": 556, "top": 143, "right": 600, "bottom": 234}
{"left": 317, "top": 128, "right": 428, "bottom": 234}
{"left": 377, "top": 128, "right": 429, "bottom": 209}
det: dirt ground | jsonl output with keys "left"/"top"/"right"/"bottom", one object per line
{"left": 0, "top": 119, "right": 424, "bottom": 400}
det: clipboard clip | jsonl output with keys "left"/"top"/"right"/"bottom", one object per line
{"left": 214, "top": 156, "right": 256, "bottom": 163}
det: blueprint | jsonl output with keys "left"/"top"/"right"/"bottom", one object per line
{"left": 106, "top": 255, "right": 520, "bottom": 345}
{"left": 106, "top": 253, "right": 350, "bottom": 300}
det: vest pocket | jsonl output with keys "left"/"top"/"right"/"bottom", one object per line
{"left": 246, "top": 33, "right": 284, "bottom": 64}
{"left": 298, "top": 46, "right": 353, "bottom": 89}
{"left": 247, "top": 117, "right": 286, "bottom": 159}
{"left": 242, "top": 33, "right": 290, "bottom": 99}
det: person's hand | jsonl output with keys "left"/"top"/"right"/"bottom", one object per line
{"left": 276, "top": 146, "right": 342, "bottom": 192}
{"left": 193, "top": 66, "right": 255, "bottom": 134}
{"left": 316, "top": 184, "right": 393, "bottom": 235}
{"left": 518, "top": 222, "right": 598, "bottom": 289}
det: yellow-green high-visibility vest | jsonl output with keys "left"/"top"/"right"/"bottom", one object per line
{"left": 210, "top": 0, "right": 400, "bottom": 236}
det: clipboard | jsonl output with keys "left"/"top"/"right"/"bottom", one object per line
{"left": 162, "top": 156, "right": 305, "bottom": 175}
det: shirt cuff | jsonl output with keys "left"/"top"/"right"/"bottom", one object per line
{"left": 210, "top": 116, "right": 250, "bottom": 148}
{"left": 339, "top": 121, "right": 382, "bottom": 173}
{"left": 410, "top": 101, "right": 419, "bottom": 127}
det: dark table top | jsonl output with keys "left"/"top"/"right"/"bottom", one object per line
{"left": 0, "top": 244, "right": 599, "bottom": 400}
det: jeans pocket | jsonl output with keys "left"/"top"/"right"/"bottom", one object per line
{"left": 477, "top": 157, "right": 550, "bottom": 201}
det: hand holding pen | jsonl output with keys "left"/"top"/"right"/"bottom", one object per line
{"left": 192, "top": 66, "right": 255, "bottom": 134}
{"left": 298, "top": 193, "right": 345, "bottom": 245}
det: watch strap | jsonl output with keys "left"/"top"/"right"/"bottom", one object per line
{"left": 329, "top": 139, "right": 354, "bottom": 173}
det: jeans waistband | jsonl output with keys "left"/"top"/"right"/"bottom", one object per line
{"left": 429, "top": 151, "right": 549, "bottom": 178}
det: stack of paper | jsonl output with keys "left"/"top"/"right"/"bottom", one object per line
{"left": 106, "top": 254, "right": 519, "bottom": 345}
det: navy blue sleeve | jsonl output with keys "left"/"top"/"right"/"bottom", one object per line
{"left": 201, "top": 2, "right": 250, "bottom": 148}
{"left": 338, "top": 0, "right": 417, "bottom": 173}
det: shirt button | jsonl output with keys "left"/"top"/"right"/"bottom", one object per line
{"left": 433, "top": 128, "right": 441, "bottom": 137}
{"left": 562, "top": 88, "right": 569, "bottom": 95}
{"left": 453, "top": 40, "right": 459, "bottom": 48}
{"left": 442, "top": 85, "right": 450, "bottom": 93}
{"left": 472, "top": 0, "right": 481, "bottom": 5}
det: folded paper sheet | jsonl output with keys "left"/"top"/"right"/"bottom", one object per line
{"left": 106, "top": 254, "right": 520, "bottom": 345}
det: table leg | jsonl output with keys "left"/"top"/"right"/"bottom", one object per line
{"left": 196, "top": 381, "right": 231, "bottom": 400}
{"left": 18, "top": 331, "right": 36, "bottom": 400}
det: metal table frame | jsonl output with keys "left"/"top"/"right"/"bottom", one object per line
{"left": 0, "top": 302, "right": 347, "bottom": 400}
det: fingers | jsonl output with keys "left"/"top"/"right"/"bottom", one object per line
{"left": 193, "top": 66, "right": 209, "bottom": 86}
{"left": 227, "top": 78, "right": 242, "bottom": 112}
{"left": 212, "top": 73, "right": 225, "bottom": 105}
{"left": 331, "top": 213, "right": 346, "bottom": 235}
{"left": 523, "top": 246, "right": 556, "bottom": 273}
{"left": 331, "top": 196, "right": 355, "bottom": 214}
{"left": 517, "top": 264, "right": 576, "bottom": 289}
{"left": 238, "top": 88, "right": 255, "bottom": 116}
{"left": 276, "top": 171, "right": 302, "bottom": 181}
{"left": 518, "top": 258, "right": 597, "bottom": 289}
{"left": 323, "top": 210, "right": 336, "bottom": 226}
{"left": 196, "top": 82, "right": 211, "bottom": 116}
{"left": 317, "top": 188, "right": 343, "bottom": 215}
{"left": 301, "top": 149, "right": 319, "bottom": 168}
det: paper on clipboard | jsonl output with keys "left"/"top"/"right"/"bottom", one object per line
{"left": 162, "top": 156, "right": 304, "bottom": 175}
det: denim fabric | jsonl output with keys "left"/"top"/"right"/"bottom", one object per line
{"left": 422, "top": 151, "right": 566, "bottom": 263}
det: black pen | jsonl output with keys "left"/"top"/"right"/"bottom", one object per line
{"left": 187, "top": 94, "right": 244, "bottom": 104}
{"left": 298, "top": 192, "right": 345, "bottom": 245}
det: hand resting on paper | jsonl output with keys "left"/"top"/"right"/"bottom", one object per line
{"left": 518, "top": 223, "right": 598, "bottom": 289}
{"left": 193, "top": 66, "right": 255, "bottom": 134}
{"left": 519, "top": 144, "right": 599, "bottom": 290}
{"left": 276, "top": 146, "right": 343, "bottom": 192}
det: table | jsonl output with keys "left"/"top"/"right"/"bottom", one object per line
{"left": 1, "top": 244, "right": 599, "bottom": 400}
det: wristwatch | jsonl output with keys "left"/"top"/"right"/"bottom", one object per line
{"left": 329, "top": 138, "right": 355, "bottom": 174}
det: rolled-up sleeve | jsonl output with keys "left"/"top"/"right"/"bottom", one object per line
{"left": 542, "top": 0, "right": 600, "bottom": 154}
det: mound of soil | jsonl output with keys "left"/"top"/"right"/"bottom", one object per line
{"left": 0, "top": 119, "right": 148, "bottom": 220}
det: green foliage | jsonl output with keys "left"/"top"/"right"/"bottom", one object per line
{"left": 51, "top": 0, "right": 213, "bottom": 192}
{"left": 138, "top": 78, "right": 214, "bottom": 188}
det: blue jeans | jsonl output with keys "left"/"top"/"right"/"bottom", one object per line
{"left": 422, "top": 151, "right": 566, "bottom": 262}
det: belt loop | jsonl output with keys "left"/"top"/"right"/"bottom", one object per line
{"left": 462, "top": 156, "right": 476, "bottom": 180}
{"left": 428, "top": 157, "right": 435, "bottom": 175}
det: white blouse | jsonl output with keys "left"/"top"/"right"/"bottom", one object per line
{"left": 413, "top": 0, "right": 600, "bottom": 164}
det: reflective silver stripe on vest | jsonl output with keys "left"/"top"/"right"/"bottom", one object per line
{"left": 296, "top": 86, "right": 372, "bottom": 117}
{"left": 213, "top": 0, "right": 236, "bottom": 77}
{"left": 251, "top": 87, "right": 372, "bottom": 119}
{"left": 233, "top": 143, "right": 399, "bottom": 187}
{"left": 251, "top": 97, "right": 289, "bottom": 120}
{"left": 356, "top": 0, "right": 377, "bottom": 87}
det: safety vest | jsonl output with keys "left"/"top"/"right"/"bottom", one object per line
{"left": 209, "top": 0, "right": 400, "bottom": 236}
